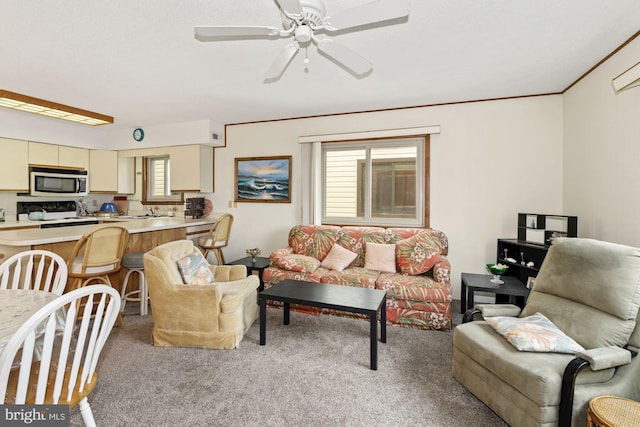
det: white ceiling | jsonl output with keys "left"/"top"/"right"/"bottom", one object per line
{"left": 1, "top": 1, "right": 640, "bottom": 131}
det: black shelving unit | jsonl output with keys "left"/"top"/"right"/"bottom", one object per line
{"left": 517, "top": 213, "right": 577, "bottom": 246}
{"left": 495, "top": 213, "right": 577, "bottom": 286}
{"left": 497, "top": 238, "right": 549, "bottom": 284}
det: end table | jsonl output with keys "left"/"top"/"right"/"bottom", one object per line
{"left": 460, "top": 273, "right": 531, "bottom": 314}
{"left": 226, "top": 256, "right": 270, "bottom": 292}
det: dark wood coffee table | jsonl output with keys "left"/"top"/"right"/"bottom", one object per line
{"left": 259, "top": 279, "right": 387, "bottom": 370}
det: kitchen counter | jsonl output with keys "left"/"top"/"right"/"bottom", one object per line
{"left": 0, "top": 216, "right": 219, "bottom": 246}
{"left": 0, "top": 220, "right": 41, "bottom": 230}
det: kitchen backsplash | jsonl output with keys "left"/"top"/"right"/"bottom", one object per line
{"left": 0, "top": 193, "right": 114, "bottom": 220}
{"left": 0, "top": 192, "right": 209, "bottom": 220}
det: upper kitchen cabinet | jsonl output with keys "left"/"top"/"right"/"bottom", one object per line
{"left": 59, "top": 146, "right": 89, "bottom": 169}
{"left": 29, "top": 141, "right": 58, "bottom": 166}
{"left": 0, "top": 137, "right": 29, "bottom": 191}
{"left": 28, "top": 141, "right": 89, "bottom": 169}
{"left": 117, "top": 157, "right": 136, "bottom": 194}
{"left": 168, "top": 145, "right": 214, "bottom": 193}
{"left": 89, "top": 149, "right": 118, "bottom": 193}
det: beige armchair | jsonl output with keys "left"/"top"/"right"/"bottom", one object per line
{"left": 143, "top": 239, "right": 258, "bottom": 349}
{"left": 453, "top": 238, "right": 640, "bottom": 427}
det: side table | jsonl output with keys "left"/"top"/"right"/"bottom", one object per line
{"left": 587, "top": 395, "right": 640, "bottom": 426}
{"left": 226, "top": 256, "right": 270, "bottom": 292}
{"left": 460, "top": 273, "right": 531, "bottom": 314}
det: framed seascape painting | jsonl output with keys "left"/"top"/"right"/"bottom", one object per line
{"left": 234, "top": 156, "right": 292, "bottom": 203}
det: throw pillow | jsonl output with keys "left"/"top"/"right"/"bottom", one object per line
{"left": 321, "top": 244, "right": 357, "bottom": 272}
{"left": 364, "top": 242, "right": 397, "bottom": 273}
{"left": 272, "top": 254, "right": 321, "bottom": 273}
{"left": 485, "top": 312, "right": 585, "bottom": 354}
{"left": 176, "top": 252, "right": 215, "bottom": 285}
{"left": 396, "top": 233, "right": 443, "bottom": 275}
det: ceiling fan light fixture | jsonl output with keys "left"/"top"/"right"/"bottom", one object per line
{"left": 295, "top": 25, "right": 312, "bottom": 43}
{"left": 0, "top": 89, "right": 113, "bottom": 126}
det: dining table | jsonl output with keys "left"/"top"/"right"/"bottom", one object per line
{"left": 0, "top": 288, "right": 60, "bottom": 356}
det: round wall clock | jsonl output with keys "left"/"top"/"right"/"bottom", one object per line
{"left": 133, "top": 128, "right": 144, "bottom": 142}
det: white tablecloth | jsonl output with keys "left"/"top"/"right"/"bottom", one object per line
{"left": 0, "top": 289, "right": 59, "bottom": 355}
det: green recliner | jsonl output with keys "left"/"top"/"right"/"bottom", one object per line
{"left": 453, "top": 238, "right": 640, "bottom": 427}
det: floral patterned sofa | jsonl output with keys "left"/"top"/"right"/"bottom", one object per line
{"left": 262, "top": 225, "right": 452, "bottom": 330}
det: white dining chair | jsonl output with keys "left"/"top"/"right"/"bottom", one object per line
{"left": 0, "top": 285, "right": 121, "bottom": 427}
{"left": 0, "top": 250, "right": 68, "bottom": 295}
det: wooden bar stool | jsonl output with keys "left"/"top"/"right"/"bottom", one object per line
{"left": 587, "top": 396, "right": 640, "bottom": 427}
{"left": 120, "top": 252, "right": 148, "bottom": 315}
{"left": 67, "top": 225, "right": 129, "bottom": 325}
{"left": 198, "top": 213, "right": 233, "bottom": 265}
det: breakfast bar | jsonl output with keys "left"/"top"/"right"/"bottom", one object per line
{"left": 0, "top": 215, "right": 220, "bottom": 291}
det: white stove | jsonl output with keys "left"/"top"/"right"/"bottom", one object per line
{"left": 16, "top": 200, "right": 99, "bottom": 227}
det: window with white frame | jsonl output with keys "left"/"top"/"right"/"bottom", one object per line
{"left": 321, "top": 137, "right": 426, "bottom": 227}
{"left": 143, "top": 156, "right": 183, "bottom": 204}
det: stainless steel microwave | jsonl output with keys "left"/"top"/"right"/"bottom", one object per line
{"left": 30, "top": 167, "right": 89, "bottom": 197}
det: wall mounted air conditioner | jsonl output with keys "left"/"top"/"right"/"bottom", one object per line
{"left": 612, "top": 60, "right": 640, "bottom": 92}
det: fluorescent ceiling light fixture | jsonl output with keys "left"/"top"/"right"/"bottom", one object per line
{"left": 0, "top": 89, "right": 113, "bottom": 126}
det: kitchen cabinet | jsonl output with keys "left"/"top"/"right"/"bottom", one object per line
{"left": 89, "top": 149, "right": 118, "bottom": 193}
{"left": 29, "top": 141, "right": 58, "bottom": 166}
{"left": 28, "top": 141, "right": 89, "bottom": 169}
{"left": 117, "top": 157, "right": 136, "bottom": 194}
{"left": 59, "top": 146, "right": 89, "bottom": 169}
{"left": 0, "top": 138, "right": 29, "bottom": 191}
{"left": 168, "top": 145, "right": 214, "bottom": 193}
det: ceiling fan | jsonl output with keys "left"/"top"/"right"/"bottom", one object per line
{"left": 194, "top": 0, "right": 410, "bottom": 80}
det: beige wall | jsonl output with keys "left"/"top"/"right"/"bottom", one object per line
{"left": 216, "top": 95, "right": 564, "bottom": 298}
{"left": 12, "top": 36, "right": 640, "bottom": 299}
{"left": 563, "top": 36, "right": 640, "bottom": 246}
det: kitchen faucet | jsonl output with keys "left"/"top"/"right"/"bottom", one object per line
{"left": 148, "top": 207, "right": 156, "bottom": 217}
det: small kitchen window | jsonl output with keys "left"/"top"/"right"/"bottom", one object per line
{"left": 142, "top": 156, "right": 184, "bottom": 204}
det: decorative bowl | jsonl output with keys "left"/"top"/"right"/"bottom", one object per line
{"left": 486, "top": 263, "right": 509, "bottom": 284}
{"left": 100, "top": 202, "right": 118, "bottom": 212}
{"left": 486, "top": 263, "right": 509, "bottom": 275}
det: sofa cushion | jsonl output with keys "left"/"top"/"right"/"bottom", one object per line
{"left": 485, "top": 312, "right": 585, "bottom": 353}
{"left": 364, "top": 242, "right": 396, "bottom": 273}
{"left": 376, "top": 273, "right": 451, "bottom": 304}
{"left": 271, "top": 254, "right": 321, "bottom": 273}
{"left": 321, "top": 267, "right": 379, "bottom": 289}
{"left": 388, "top": 228, "right": 449, "bottom": 256}
{"left": 396, "top": 233, "right": 443, "bottom": 275}
{"left": 177, "top": 252, "right": 215, "bottom": 285}
{"left": 263, "top": 266, "right": 328, "bottom": 286}
{"left": 288, "top": 225, "right": 341, "bottom": 260}
{"left": 337, "top": 227, "right": 388, "bottom": 267}
{"left": 321, "top": 244, "right": 358, "bottom": 272}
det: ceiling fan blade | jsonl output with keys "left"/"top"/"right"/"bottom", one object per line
{"left": 325, "top": 0, "right": 410, "bottom": 31}
{"left": 275, "top": 0, "right": 303, "bottom": 16}
{"left": 265, "top": 44, "right": 299, "bottom": 80}
{"left": 316, "top": 39, "right": 372, "bottom": 76}
{"left": 194, "top": 26, "right": 280, "bottom": 40}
